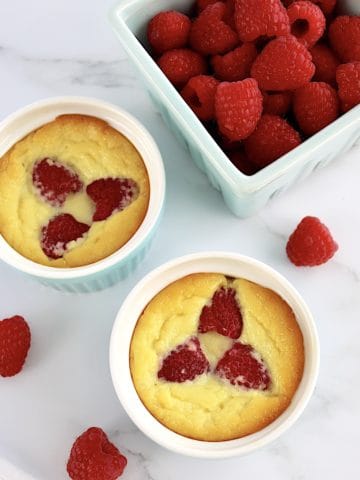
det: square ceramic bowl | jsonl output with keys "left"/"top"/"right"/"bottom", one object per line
{"left": 109, "top": 0, "right": 360, "bottom": 218}
{"left": 0, "top": 97, "right": 165, "bottom": 293}
{"left": 110, "top": 252, "right": 319, "bottom": 458}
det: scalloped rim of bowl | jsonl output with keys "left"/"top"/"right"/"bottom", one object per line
{"left": 0, "top": 96, "right": 165, "bottom": 279}
{"left": 110, "top": 252, "right": 320, "bottom": 458}
{"left": 109, "top": 0, "right": 360, "bottom": 196}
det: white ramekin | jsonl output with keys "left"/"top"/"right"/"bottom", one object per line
{"left": 0, "top": 96, "right": 165, "bottom": 293}
{"left": 110, "top": 252, "right": 320, "bottom": 458}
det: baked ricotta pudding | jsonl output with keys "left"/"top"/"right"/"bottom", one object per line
{"left": 0, "top": 114, "right": 150, "bottom": 267}
{"left": 130, "top": 273, "right": 304, "bottom": 441}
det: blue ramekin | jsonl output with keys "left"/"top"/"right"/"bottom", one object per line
{"left": 0, "top": 97, "right": 165, "bottom": 293}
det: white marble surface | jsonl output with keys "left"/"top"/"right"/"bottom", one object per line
{"left": 0, "top": 0, "right": 359, "bottom": 479}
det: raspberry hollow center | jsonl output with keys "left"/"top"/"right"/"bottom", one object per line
{"left": 291, "top": 19, "right": 309, "bottom": 37}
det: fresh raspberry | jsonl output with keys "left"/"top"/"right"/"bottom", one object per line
{"left": 189, "top": 2, "right": 239, "bottom": 56}
{"left": 198, "top": 287, "right": 243, "bottom": 339}
{"left": 196, "top": 0, "right": 221, "bottom": 13}
{"left": 244, "top": 114, "right": 301, "bottom": 167}
{"left": 41, "top": 214, "right": 90, "bottom": 259}
{"left": 293, "top": 81, "right": 339, "bottom": 135}
{"left": 208, "top": 122, "right": 243, "bottom": 151}
{"left": 227, "top": 150, "right": 260, "bottom": 175}
{"left": 157, "top": 48, "right": 207, "bottom": 87}
{"left": 329, "top": 16, "right": 360, "bottom": 63}
{"left": 147, "top": 11, "right": 191, "bottom": 55}
{"left": 262, "top": 91, "right": 292, "bottom": 116}
{"left": 286, "top": 216, "right": 338, "bottom": 266}
{"left": 251, "top": 36, "right": 315, "bottom": 91}
{"left": 287, "top": 1, "right": 325, "bottom": 48}
{"left": 0, "top": 316, "right": 31, "bottom": 377}
{"left": 215, "top": 342, "right": 271, "bottom": 390}
{"left": 234, "top": 0, "right": 290, "bottom": 42}
{"left": 217, "top": 134, "right": 242, "bottom": 152}
{"left": 158, "top": 337, "right": 210, "bottom": 383}
{"left": 197, "top": 0, "right": 235, "bottom": 24}
{"left": 310, "top": 43, "right": 339, "bottom": 85}
{"left": 215, "top": 78, "right": 263, "bottom": 141}
{"left": 67, "top": 427, "right": 127, "bottom": 480}
{"left": 32, "top": 158, "right": 83, "bottom": 207}
{"left": 284, "top": 0, "right": 337, "bottom": 15}
{"left": 336, "top": 62, "right": 360, "bottom": 112}
{"left": 181, "top": 75, "right": 219, "bottom": 121}
{"left": 86, "top": 178, "right": 139, "bottom": 222}
{"left": 312, "top": 0, "right": 336, "bottom": 15}
{"left": 211, "top": 43, "right": 258, "bottom": 81}
{"left": 223, "top": 0, "right": 237, "bottom": 30}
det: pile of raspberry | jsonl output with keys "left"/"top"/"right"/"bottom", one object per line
{"left": 147, "top": 0, "right": 360, "bottom": 175}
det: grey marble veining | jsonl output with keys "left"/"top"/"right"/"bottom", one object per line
{"left": 0, "top": 0, "right": 359, "bottom": 479}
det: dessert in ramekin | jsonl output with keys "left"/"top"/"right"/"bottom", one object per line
{"left": 0, "top": 97, "right": 165, "bottom": 292}
{"left": 0, "top": 114, "right": 150, "bottom": 268}
{"left": 130, "top": 273, "right": 304, "bottom": 441}
{"left": 110, "top": 252, "right": 319, "bottom": 457}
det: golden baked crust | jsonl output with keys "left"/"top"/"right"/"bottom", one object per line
{"left": 0, "top": 114, "right": 150, "bottom": 267}
{"left": 130, "top": 273, "right": 304, "bottom": 441}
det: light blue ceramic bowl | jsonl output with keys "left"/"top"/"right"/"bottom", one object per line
{"left": 109, "top": 0, "right": 360, "bottom": 218}
{"left": 0, "top": 97, "right": 165, "bottom": 293}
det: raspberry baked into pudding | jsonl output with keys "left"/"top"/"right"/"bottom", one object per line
{"left": 130, "top": 273, "right": 304, "bottom": 441}
{"left": 0, "top": 114, "right": 150, "bottom": 267}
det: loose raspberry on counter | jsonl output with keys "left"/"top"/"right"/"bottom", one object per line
{"left": 86, "top": 177, "right": 139, "bottom": 222}
{"left": 215, "top": 78, "right": 263, "bottom": 141}
{"left": 198, "top": 287, "right": 243, "bottom": 338}
{"left": 0, "top": 315, "right": 31, "bottom": 377}
{"left": 147, "top": 11, "right": 191, "bottom": 55}
{"left": 189, "top": 2, "right": 239, "bottom": 56}
{"left": 41, "top": 213, "right": 90, "bottom": 259}
{"left": 287, "top": 1, "right": 325, "bottom": 48}
{"left": 158, "top": 337, "right": 210, "bottom": 383}
{"left": 329, "top": 15, "right": 360, "bottom": 63}
{"left": 293, "top": 81, "right": 339, "bottom": 135}
{"left": 227, "top": 150, "right": 260, "bottom": 175}
{"left": 336, "top": 62, "right": 360, "bottom": 112}
{"left": 215, "top": 342, "right": 271, "bottom": 390}
{"left": 181, "top": 75, "right": 219, "bottom": 121}
{"left": 251, "top": 36, "right": 315, "bottom": 91}
{"left": 157, "top": 48, "right": 207, "bottom": 87}
{"left": 211, "top": 43, "right": 258, "bottom": 82}
{"left": 244, "top": 114, "right": 302, "bottom": 167}
{"left": 310, "top": 43, "right": 340, "bottom": 86}
{"left": 67, "top": 427, "right": 127, "bottom": 480}
{"left": 262, "top": 91, "right": 292, "bottom": 116}
{"left": 234, "top": 0, "right": 290, "bottom": 42}
{"left": 286, "top": 216, "right": 338, "bottom": 266}
{"left": 32, "top": 158, "right": 83, "bottom": 207}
